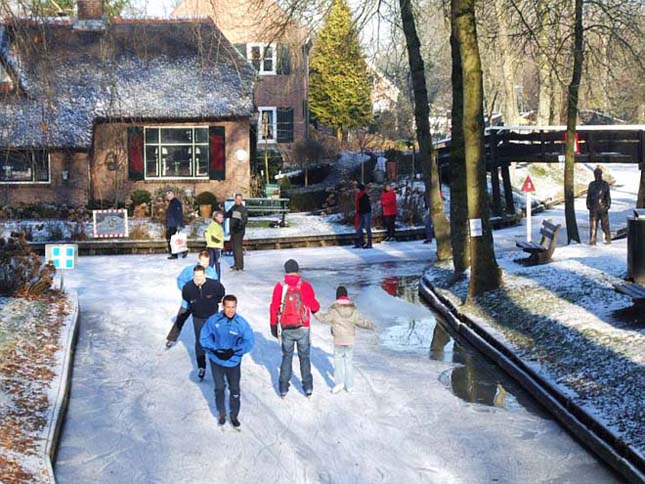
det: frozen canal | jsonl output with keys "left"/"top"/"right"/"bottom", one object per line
{"left": 55, "top": 243, "right": 619, "bottom": 483}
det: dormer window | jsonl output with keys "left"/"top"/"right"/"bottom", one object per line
{"left": 247, "top": 44, "right": 275, "bottom": 75}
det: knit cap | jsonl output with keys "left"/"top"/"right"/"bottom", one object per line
{"left": 336, "top": 286, "right": 348, "bottom": 299}
{"left": 284, "top": 259, "right": 299, "bottom": 273}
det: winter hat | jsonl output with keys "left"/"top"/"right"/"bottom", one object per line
{"left": 336, "top": 286, "right": 348, "bottom": 299}
{"left": 284, "top": 259, "right": 299, "bottom": 273}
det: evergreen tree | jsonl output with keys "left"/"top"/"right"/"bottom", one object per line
{"left": 309, "top": 0, "right": 372, "bottom": 142}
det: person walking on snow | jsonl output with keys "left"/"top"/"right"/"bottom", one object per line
{"left": 165, "top": 251, "right": 218, "bottom": 349}
{"left": 315, "top": 286, "right": 373, "bottom": 393}
{"left": 380, "top": 183, "right": 397, "bottom": 241}
{"left": 165, "top": 190, "right": 187, "bottom": 259}
{"left": 269, "top": 259, "right": 320, "bottom": 398}
{"left": 205, "top": 210, "right": 225, "bottom": 279}
{"left": 181, "top": 265, "right": 225, "bottom": 381}
{"left": 586, "top": 166, "right": 612, "bottom": 245}
{"left": 200, "top": 294, "right": 254, "bottom": 429}
{"left": 354, "top": 183, "right": 372, "bottom": 249}
{"left": 225, "top": 193, "right": 248, "bottom": 271}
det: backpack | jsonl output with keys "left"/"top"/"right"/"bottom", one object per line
{"left": 279, "top": 281, "right": 308, "bottom": 328}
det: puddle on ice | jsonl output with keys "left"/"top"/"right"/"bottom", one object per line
{"left": 381, "top": 273, "right": 548, "bottom": 417}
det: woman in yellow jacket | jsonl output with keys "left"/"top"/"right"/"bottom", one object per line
{"left": 205, "top": 211, "right": 225, "bottom": 279}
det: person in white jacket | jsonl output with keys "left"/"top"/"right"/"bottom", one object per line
{"left": 315, "top": 286, "right": 373, "bottom": 393}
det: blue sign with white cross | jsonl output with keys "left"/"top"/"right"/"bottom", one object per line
{"left": 45, "top": 244, "right": 78, "bottom": 270}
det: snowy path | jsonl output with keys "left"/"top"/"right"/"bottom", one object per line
{"left": 54, "top": 243, "right": 618, "bottom": 483}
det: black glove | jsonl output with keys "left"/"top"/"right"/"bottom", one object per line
{"left": 215, "top": 348, "right": 235, "bottom": 360}
{"left": 270, "top": 325, "right": 278, "bottom": 339}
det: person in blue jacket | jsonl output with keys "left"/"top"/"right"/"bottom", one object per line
{"left": 200, "top": 294, "right": 254, "bottom": 429}
{"left": 165, "top": 251, "right": 218, "bottom": 349}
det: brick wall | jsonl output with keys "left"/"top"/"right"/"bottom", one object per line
{"left": 77, "top": 0, "right": 104, "bottom": 19}
{"left": 0, "top": 151, "right": 89, "bottom": 207}
{"left": 91, "top": 120, "right": 251, "bottom": 206}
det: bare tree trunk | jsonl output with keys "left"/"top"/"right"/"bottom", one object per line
{"left": 454, "top": 0, "right": 502, "bottom": 298}
{"left": 399, "top": 0, "right": 451, "bottom": 260}
{"left": 494, "top": 0, "right": 520, "bottom": 125}
{"left": 450, "top": 9, "right": 470, "bottom": 274}
{"left": 564, "top": 0, "right": 583, "bottom": 244}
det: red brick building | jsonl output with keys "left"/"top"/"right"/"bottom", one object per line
{"left": 0, "top": 1, "right": 256, "bottom": 207}
{"left": 173, "top": 0, "right": 310, "bottom": 165}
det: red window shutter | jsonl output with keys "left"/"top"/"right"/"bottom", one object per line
{"left": 209, "top": 126, "right": 226, "bottom": 180}
{"left": 127, "top": 127, "right": 144, "bottom": 180}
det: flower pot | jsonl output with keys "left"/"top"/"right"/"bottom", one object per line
{"left": 199, "top": 204, "right": 212, "bottom": 219}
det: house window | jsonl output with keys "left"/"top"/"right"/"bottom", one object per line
{"left": 247, "top": 44, "right": 275, "bottom": 75}
{"left": 143, "top": 127, "right": 209, "bottom": 179}
{"left": 258, "top": 107, "right": 277, "bottom": 144}
{"left": 0, "top": 150, "right": 49, "bottom": 183}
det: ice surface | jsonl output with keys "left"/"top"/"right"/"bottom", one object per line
{"left": 54, "top": 243, "right": 618, "bottom": 483}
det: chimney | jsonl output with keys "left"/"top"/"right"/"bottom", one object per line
{"left": 74, "top": 0, "right": 106, "bottom": 31}
{"left": 77, "top": 0, "right": 104, "bottom": 20}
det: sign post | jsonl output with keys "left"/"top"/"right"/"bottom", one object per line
{"left": 521, "top": 176, "right": 536, "bottom": 242}
{"left": 45, "top": 244, "right": 78, "bottom": 291}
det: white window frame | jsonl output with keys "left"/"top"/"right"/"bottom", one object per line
{"left": 143, "top": 126, "right": 210, "bottom": 180}
{"left": 0, "top": 151, "right": 51, "bottom": 184}
{"left": 247, "top": 43, "right": 276, "bottom": 75}
{"left": 257, "top": 107, "right": 277, "bottom": 144}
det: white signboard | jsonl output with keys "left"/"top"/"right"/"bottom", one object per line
{"left": 469, "top": 218, "right": 483, "bottom": 237}
{"left": 45, "top": 244, "right": 78, "bottom": 270}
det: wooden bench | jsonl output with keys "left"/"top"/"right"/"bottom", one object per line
{"left": 515, "top": 219, "right": 561, "bottom": 265}
{"left": 613, "top": 283, "right": 645, "bottom": 305}
{"left": 245, "top": 197, "right": 290, "bottom": 228}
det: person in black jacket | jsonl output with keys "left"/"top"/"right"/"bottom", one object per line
{"left": 165, "top": 190, "right": 187, "bottom": 259}
{"left": 355, "top": 183, "right": 372, "bottom": 249}
{"left": 182, "top": 265, "right": 225, "bottom": 380}
{"left": 225, "top": 193, "right": 248, "bottom": 271}
{"left": 586, "top": 167, "right": 612, "bottom": 245}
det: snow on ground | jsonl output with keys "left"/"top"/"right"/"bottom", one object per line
{"left": 54, "top": 244, "right": 618, "bottom": 483}
{"left": 425, "top": 163, "right": 645, "bottom": 453}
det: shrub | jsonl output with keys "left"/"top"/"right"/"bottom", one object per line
{"left": 130, "top": 189, "right": 152, "bottom": 206}
{"left": 195, "top": 191, "right": 218, "bottom": 209}
{"left": 0, "top": 233, "right": 56, "bottom": 296}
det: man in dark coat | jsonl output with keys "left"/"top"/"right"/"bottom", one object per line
{"left": 165, "top": 190, "right": 186, "bottom": 259}
{"left": 225, "top": 193, "right": 248, "bottom": 271}
{"left": 354, "top": 183, "right": 372, "bottom": 249}
{"left": 586, "top": 167, "right": 612, "bottom": 245}
{"left": 182, "top": 265, "right": 225, "bottom": 380}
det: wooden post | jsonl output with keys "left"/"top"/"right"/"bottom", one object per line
{"left": 501, "top": 162, "right": 515, "bottom": 214}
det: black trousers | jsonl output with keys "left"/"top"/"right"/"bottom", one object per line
{"left": 166, "top": 226, "right": 178, "bottom": 255}
{"left": 383, "top": 215, "right": 396, "bottom": 238}
{"left": 210, "top": 361, "right": 241, "bottom": 418}
{"left": 589, "top": 209, "right": 610, "bottom": 244}
{"left": 231, "top": 232, "right": 244, "bottom": 269}
{"left": 192, "top": 317, "right": 207, "bottom": 369}
{"left": 166, "top": 307, "right": 190, "bottom": 343}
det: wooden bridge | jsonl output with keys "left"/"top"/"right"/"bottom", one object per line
{"left": 436, "top": 125, "right": 645, "bottom": 215}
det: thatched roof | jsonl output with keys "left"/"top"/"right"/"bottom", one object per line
{"left": 0, "top": 17, "right": 256, "bottom": 149}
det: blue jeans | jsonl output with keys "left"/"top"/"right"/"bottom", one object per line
{"left": 357, "top": 212, "right": 372, "bottom": 246}
{"left": 210, "top": 361, "right": 241, "bottom": 418}
{"left": 207, "top": 248, "right": 221, "bottom": 280}
{"left": 279, "top": 327, "right": 312, "bottom": 394}
{"left": 334, "top": 345, "right": 354, "bottom": 389}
